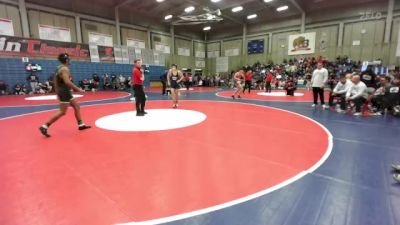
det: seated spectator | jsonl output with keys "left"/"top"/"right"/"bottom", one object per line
{"left": 14, "top": 84, "right": 24, "bottom": 95}
{"left": 37, "top": 82, "right": 49, "bottom": 94}
{"left": 111, "top": 74, "right": 118, "bottom": 90}
{"left": 184, "top": 73, "right": 191, "bottom": 90}
{"left": 382, "top": 75, "right": 400, "bottom": 116}
{"left": 125, "top": 76, "right": 132, "bottom": 90}
{"left": 103, "top": 73, "right": 111, "bottom": 90}
{"left": 118, "top": 74, "right": 126, "bottom": 90}
{"left": 0, "top": 80, "right": 7, "bottom": 95}
{"left": 371, "top": 76, "right": 391, "bottom": 115}
{"left": 330, "top": 74, "right": 353, "bottom": 113}
{"left": 80, "top": 79, "right": 90, "bottom": 91}
{"left": 284, "top": 77, "right": 297, "bottom": 96}
{"left": 392, "top": 164, "right": 400, "bottom": 182}
{"left": 92, "top": 74, "right": 100, "bottom": 91}
{"left": 346, "top": 75, "right": 368, "bottom": 116}
{"left": 327, "top": 74, "right": 338, "bottom": 106}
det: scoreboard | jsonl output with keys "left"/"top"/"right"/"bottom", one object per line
{"left": 248, "top": 39, "right": 264, "bottom": 54}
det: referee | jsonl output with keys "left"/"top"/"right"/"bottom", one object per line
{"left": 132, "top": 59, "right": 146, "bottom": 116}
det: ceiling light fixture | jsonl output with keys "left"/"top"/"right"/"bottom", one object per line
{"left": 165, "top": 14, "right": 173, "bottom": 20}
{"left": 203, "top": 26, "right": 211, "bottom": 31}
{"left": 184, "top": 6, "right": 195, "bottom": 13}
{"left": 264, "top": 0, "right": 273, "bottom": 2}
{"left": 211, "top": 0, "right": 221, "bottom": 2}
{"left": 156, "top": 0, "right": 164, "bottom": 2}
{"left": 276, "top": 5, "right": 289, "bottom": 11}
{"left": 232, "top": 6, "right": 243, "bottom": 13}
{"left": 247, "top": 14, "right": 257, "bottom": 19}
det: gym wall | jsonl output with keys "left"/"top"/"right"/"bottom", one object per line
{"left": 28, "top": 10, "right": 77, "bottom": 42}
{"left": 0, "top": 3, "right": 22, "bottom": 37}
{"left": 121, "top": 27, "right": 148, "bottom": 48}
{"left": 81, "top": 20, "right": 118, "bottom": 46}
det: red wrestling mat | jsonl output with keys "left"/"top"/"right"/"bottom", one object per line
{"left": 0, "top": 91, "right": 130, "bottom": 107}
{"left": 0, "top": 101, "right": 331, "bottom": 225}
{"left": 145, "top": 86, "right": 222, "bottom": 93}
{"left": 217, "top": 89, "right": 330, "bottom": 102}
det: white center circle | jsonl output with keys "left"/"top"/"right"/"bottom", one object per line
{"left": 25, "top": 94, "right": 83, "bottom": 101}
{"left": 95, "top": 109, "right": 207, "bottom": 132}
{"left": 257, "top": 92, "right": 304, "bottom": 97}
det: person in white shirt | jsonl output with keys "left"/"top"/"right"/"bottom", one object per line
{"left": 330, "top": 73, "right": 353, "bottom": 113}
{"left": 311, "top": 63, "right": 328, "bottom": 108}
{"left": 346, "top": 75, "right": 368, "bottom": 116}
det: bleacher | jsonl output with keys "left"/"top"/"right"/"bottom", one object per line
{"left": 0, "top": 57, "right": 166, "bottom": 88}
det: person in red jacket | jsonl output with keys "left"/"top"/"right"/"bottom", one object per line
{"left": 265, "top": 71, "right": 273, "bottom": 93}
{"left": 243, "top": 69, "right": 253, "bottom": 94}
{"left": 284, "top": 76, "right": 297, "bottom": 96}
{"left": 132, "top": 59, "right": 146, "bottom": 116}
{"left": 184, "top": 73, "right": 191, "bottom": 90}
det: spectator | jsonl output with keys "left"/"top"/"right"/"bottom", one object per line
{"left": 160, "top": 70, "right": 168, "bottom": 95}
{"left": 103, "top": 73, "right": 111, "bottom": 90}
{"left": 27, "top": 73, "right": 39, "bottom": 94}
{"left": 14, "top": 84, "right": 24, "bottom": 95}
{"left": 118, "top": 74, "right": 126, "bottom": 90}
{"left": 382, "top": 75, "right": 400, "bottom": 116}
{"left": 92, "top": 74, "right": 100, "bottom": 91}
{"left": 330, "top": 74, "right": 353, "bottom": 113}
{"left": 371, "top": 76, "right": 391, "bottom": 115}
{"left": 243, "top": 69, "right": 252, "bottom": 94}
{"left": 184, "top": 73, "right": 191, "bottom": 90}
{"left": 327, "top": 74, "right": 338, "bottom": 107}
{"left": 0, "top": 80, "right": 7, "bottom": 95}
{"left": 361, "top": 65, "right": 377, "bottom": 90}
{"left": 284, "top": 77, "right": 296, "bottom": 96}
{"left": 265, "top": 70, "right": 273, "bottom": 93}
{"left": 111, "top": 74, "right": 118, "bottom": 90}
{"left": 311, "top": 63, "right": 328, "bottom": 109}
{"left": 346, "top": 75, "right": 368, "bottom": 116}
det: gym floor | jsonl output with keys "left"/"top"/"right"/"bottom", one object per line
{"left": 0, "top": 88, "right": 399, "bottom": 225}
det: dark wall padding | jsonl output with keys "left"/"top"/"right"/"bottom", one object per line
{"left": 0, "top": 58, "right": 165, "bottom": 88}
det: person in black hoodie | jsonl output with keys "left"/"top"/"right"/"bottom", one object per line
{"left": 360, "top": 65, "right": 377, "bottom": 90}
{"left": 160, "top": 70, "right": 168, "bottom": 95}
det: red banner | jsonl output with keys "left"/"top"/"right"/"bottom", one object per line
{"left": 0, "top": 35, "right": 90, "bottom": 60}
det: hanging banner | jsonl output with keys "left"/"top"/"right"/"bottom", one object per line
{"left": 0, "top": 35, "right": 90, "bottom": 60}
{"left": 195, "top": 50, "right": 205, "bottom": 58}
{"left": 396, "top": 25, "right": 400, "bottom": 57}
{"left": 178, "top": 47, "right": 190, "bottom": 56}
{"left": 225, "top": 48, "right": 240, "bottom": 57}
{"left": 98, "top": 46, "right": 114, "bottom": 62}
{"left": 216, "top": 57, "right": 228, "bottom": 73}
{"left": 155, "top": 43, "right": 170, "bottom": 54}
{"left": 288, "top": 32, "right": 316, "bottom": 55}
{"left": 0, "top": 18, "right": 14, "bottom": 36}
{"left": 141, "top": 49, "right": 154, "bottom": 65}
{"left": 207, "top": 50, "right": 219, "bottom": 58}
{"left": 39, "top": 24, "right": 71, "bottom": 42}
{"left": 89, "top": 45, "right": 100, "bottom": 62}
{"left": 121, "top": 46, "right": 129, "bottom": 64}
{"left": 113, "top": 46, "right": 123, "bottom": 64}
{"left": 127, "top": 38, "right": 146, "bottom": 49}
{"left": 89, "top": 32, "right": 113, "bottom": 47}
{"left": 195, "top": 59, "right": 205, "bottom": 68}
{"left": 128, "top": 47, "right": 136, "bottom": 64}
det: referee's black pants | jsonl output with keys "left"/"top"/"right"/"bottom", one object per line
{"left": 133, "top": 84, "right": 146, "bottom": 113}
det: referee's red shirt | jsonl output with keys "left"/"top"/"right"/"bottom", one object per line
{"left": 132, "top": 66, "right": 143, "bottom": 85}
{"left": 245, "top": 72, "right": 252, "bottom": 81}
